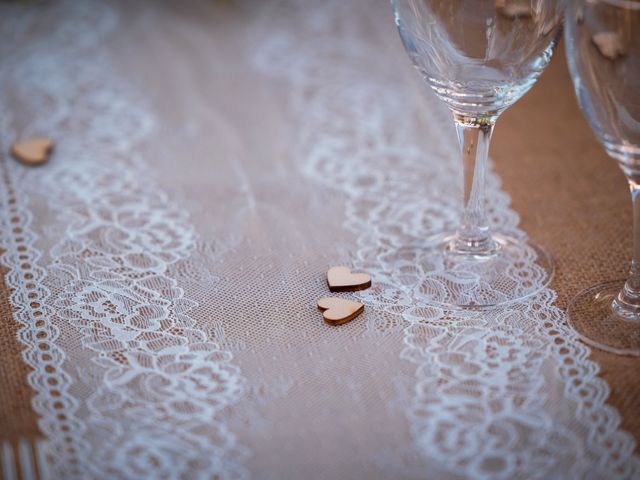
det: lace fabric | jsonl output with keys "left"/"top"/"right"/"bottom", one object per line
{"left": 0, "top": 2, "right": 247, "bottom": 479}
{"left": 0, "top": 0, "right": 638, "bottom": 479}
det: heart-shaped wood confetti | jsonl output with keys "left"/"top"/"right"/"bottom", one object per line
{"left": 592, "top": 32, "right": 625, "bottom": 60}
{"left": 11, "top": 137, "right": 54, "bottom": 166}
{"left": 317, "top": 297, "right": 364, "bottom": 325}
{"left": 496, "top": 0, "right": 531, "bottom": 18}
{"left": 327, "top": 266, "right": 371, "bottom": 292}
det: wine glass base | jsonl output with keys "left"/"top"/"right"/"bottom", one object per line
{"left": 382, "top": 232, "right": 554, "bottom": 309}
{"left": 567, "top": 280, "right": 640, "bottom": 356}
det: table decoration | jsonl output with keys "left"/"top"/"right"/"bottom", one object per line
{"left": 10, "top": 137, "right": 53, "bottom": 166}
{"left": 327, "top": 266, "right": 372, "bottom": 292}
{"left": 317, "top": 297, "right": 365, "bottom": 325}
{"left": 0, "top": 0, "right": 638, "bottom": 478}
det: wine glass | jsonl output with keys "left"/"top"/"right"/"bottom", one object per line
{"left": 565, "top": 0, "right": 640, "bottom": 355}
{"left": 390, "top": 0, "right": 563, "bottom": 308}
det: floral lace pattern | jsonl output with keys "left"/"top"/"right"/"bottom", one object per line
{"left": 252, "top": 1, "right": 639, "bottom": 478}
{"left": 0, "top": 1, "right": 247, "bottom": 478}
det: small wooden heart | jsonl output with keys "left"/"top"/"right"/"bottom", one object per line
{"left": 496, "top": 0, "right": 531, "bottom": 18}
{"left": 317, "top": 297, "right": 364, "bottom": 326}
{"left": 327, "top": 266, "right": 371, "bottom": 292}
{"left": 11, "top": 137, "right": 54, "bottom": 166}
{"left": 592, "top": 32, "right": 625, "bottom": 60}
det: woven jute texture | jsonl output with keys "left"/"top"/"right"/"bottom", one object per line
{"left": 0, "top": 250, "right": 40, "bottom": 443}
{"left": 493, "top": 42, "right": 640, "bottom": 451}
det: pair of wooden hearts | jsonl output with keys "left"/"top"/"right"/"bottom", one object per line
{"left": 317, "top": 266, "right": 371, "bottom": 326}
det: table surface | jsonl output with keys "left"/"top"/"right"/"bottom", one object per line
{"left": 0, "top": 1, "right": 639, "bottom": 479}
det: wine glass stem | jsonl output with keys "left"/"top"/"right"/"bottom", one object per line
{"left": 614, "top": 179, "right": 640, "bottom": 317}
{"left": 450, "top": 114, "right": 498, "bottom": 256}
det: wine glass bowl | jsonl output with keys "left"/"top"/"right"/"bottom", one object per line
{"left": 390, "top": 0, "right": 563, "bottom": 308}
{"left": 394, "top": 0, "right": 564, "bottom": 119}
{"left": 565, "top": 0, "right": 640, "bottom": 175}
{"left": 565, "top": 0, "right": 640, "bottom": 355}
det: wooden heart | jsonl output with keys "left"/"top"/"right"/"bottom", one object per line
{"left": 496, "top": 0, "right": 531, "bottom": 18}
{"left": 11, "top": 137, "right": 54, "bottom": 166}
{"left": 317, "top": 297, "right": 364, "bottom": 326}
{"left": 592, "top": 32, "right": 625, "bottom": 60}
{"left": 327, "top": 266, "right": 371, "bottom": 292}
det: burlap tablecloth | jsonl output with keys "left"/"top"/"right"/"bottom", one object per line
{"left": 0, "top": 25, "right": 638, "bottom": 476}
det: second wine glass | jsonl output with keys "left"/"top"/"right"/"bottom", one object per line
{"left": 391, "top": 0, "right": 564, "bottom": 308}
{"left": 565, "top": 0, "right": 640, "bottom": 355}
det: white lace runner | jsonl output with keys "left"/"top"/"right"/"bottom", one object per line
{"left": 0, "top": 0, "right": 639, "bottom": 479}
{"left": 0, "top": 2, "right": 247, "bottom": 479}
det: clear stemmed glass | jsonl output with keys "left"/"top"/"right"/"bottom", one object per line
{"left": 391, "top": 0, "right": 563, "bottom": 308}
{"left": 565, "top": 0, "right": 640, "bottom": 355}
